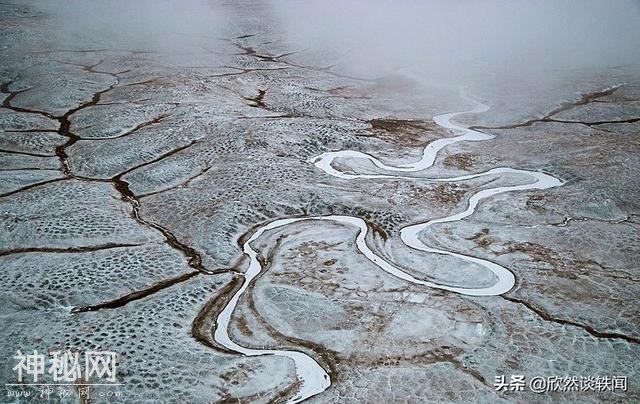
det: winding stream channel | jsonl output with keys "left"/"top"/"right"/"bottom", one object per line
{"left": 214, "top": 95, "right": 564, "bottom": 402}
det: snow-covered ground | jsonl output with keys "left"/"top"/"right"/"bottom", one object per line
{"left": 1, "top": 1, "right": 639, "bottom": 402}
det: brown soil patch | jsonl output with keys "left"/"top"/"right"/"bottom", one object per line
{"left": 443, "top": 153, "right": 477, "bottom": 171}
{"left": 367, "top": 118, "right": 443, "bottom": 148}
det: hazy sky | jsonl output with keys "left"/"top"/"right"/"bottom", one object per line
{"left": 40, "top": 0, "right": 230, "bottom": 51}
{"left": 267, "top": 0, "right": 640, "bottom": 83}
{"left": 40, "top": 0, "right": 640, "bottom": 87}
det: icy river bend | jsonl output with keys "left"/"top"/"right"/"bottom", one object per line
{"left": 213, "top": 96, "right": 563, "bottom": 402}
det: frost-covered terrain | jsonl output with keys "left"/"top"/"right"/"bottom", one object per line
{"left": 1, "top": 1, "right": 639, "bottom": 402}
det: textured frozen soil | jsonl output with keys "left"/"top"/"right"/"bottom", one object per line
{"left": 1, "top": 1, "right": 639, "bottom": 402}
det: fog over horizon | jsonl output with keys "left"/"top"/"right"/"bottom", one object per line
{"left": 269, "top": 0, "right": 640, "bottom": 84}
{"left": 39, "top": 0, "right": 640, "bottom": 89}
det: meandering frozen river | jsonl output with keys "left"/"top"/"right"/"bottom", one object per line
{"left": 213, "top": 96, "right": 564, "bottom": 402}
